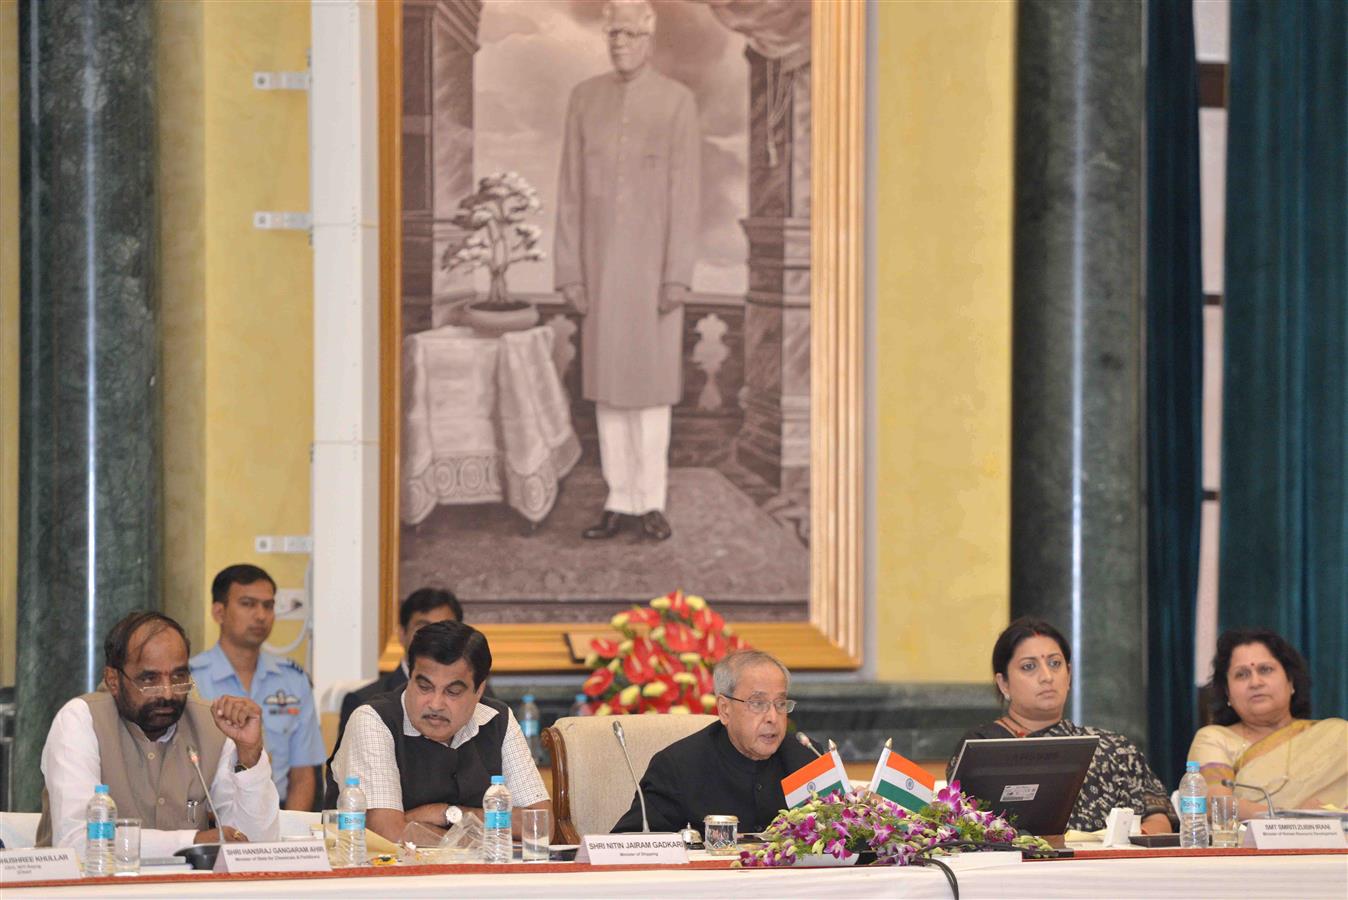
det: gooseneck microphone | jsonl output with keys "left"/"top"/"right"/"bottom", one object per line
{"left": 187, "top": 746, "right": 227, "bottom": 842}
{"left": 796, "top": 732, "right": 823, "bottom": 758}
{"left": 1221, "top": 778, "right": 1277, "bottom": 819}
{"left": 612, "top": 721, "right": 649, "bottom": 833}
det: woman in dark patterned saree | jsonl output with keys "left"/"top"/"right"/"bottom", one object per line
{"left": 948, "top": 618, "right": 1176, "bottom": 834}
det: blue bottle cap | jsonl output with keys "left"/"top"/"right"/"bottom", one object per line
{"left": 1185, "top": 761, "right": 1200, "bottom": 772}
{"left": 491, "top": 775, "right": 505, "bottom": 785}
{"left": 575, "top": 693, "right": 587, "bottom": 703}
{"left": 345, "top": 775, "right": 360, "bottom": 786}
{"left": 523, "top": 694, "right": 535, "bottom": 703}
{"left": 95, "top": 784, "right": 109, "bottom": 794}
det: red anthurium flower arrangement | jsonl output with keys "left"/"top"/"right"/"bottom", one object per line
{"left": 580, "top": 590, "right": 750, "bottom": 715}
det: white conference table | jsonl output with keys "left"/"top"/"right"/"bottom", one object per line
{"left": 7, "top": 853, "right": 1347, "bottom": 899}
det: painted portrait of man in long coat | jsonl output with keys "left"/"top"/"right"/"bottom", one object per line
{"left": 396, "top": 0, "right": 814, "bottom": 626}
{"left": 554, "top": 0, "right": 702, "bottom": 542}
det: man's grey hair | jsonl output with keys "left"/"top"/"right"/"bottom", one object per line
{"left": 713, "top": 650, "right": 791, "bottom": 697}
{"left": 602, "top": 0, "right": 656, "bottom": 34}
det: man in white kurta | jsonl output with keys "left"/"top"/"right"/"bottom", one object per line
{"left": 554, "top": 0, "right": 701, "bottom": 541}
{"left": 37, "top": 612, "right": 279, "bottom": 853}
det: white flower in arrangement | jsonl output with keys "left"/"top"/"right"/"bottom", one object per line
{"left": 440, "top": 171, "right": 549, "bottom": 310}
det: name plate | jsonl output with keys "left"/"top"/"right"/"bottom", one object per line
{"left": 1242, "top": 819, "right": 1347, "bottom": 850}
{"left": 214, "top": 840, "right": 333, "bottom": 873}
{"left": 576, "top": 833, "right": 689, "bottom": 866}
{"left": 0, "top": 848, "right": 82, "bottom": 882}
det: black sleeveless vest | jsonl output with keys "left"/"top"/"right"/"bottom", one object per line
{"left": 326, "top": 691, "right": 508, "bottom": 809}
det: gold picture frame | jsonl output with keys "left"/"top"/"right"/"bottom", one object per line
{"left": 377, "top": 0, "right": 864, "bottom": 672}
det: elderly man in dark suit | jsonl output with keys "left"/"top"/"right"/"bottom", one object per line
{"left": 612, "top": 650, "right": 813, "bottom": 833}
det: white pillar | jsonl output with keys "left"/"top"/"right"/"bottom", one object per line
{"left": 310, "top": 0, "right": 380, "bottom": 695}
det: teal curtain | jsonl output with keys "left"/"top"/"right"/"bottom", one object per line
{"left": 1220, "top": 0, "right": 1348, "bottom": 719}
{"left": 1144, "top": 0, "right": 1203, "bottom": 786}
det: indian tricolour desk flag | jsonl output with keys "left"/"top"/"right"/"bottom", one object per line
{"left": 868, "top": 745, "right": 936, "bottom": 813}
{"left": 781, "top": 750, "right": 850, "bottom": 809}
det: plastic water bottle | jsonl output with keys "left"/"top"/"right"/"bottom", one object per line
{"left": 569, "top": 693, "right": 589, "bottom": 717}
{"left": 84, "top": 784, "right": 116, "bottom": 875}
{"left": 483, "top": 775, "right": 513, "bottom": 864}
{"left": 519, "top": 693, "right": 542, "bottom": 763}
{"left": 1178, "top": 761, "right": 1209, "bottom": 848}
{"left": 336, "top": 775, "right": 368, "bottom": 867}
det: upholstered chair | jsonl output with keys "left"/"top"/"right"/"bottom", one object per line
{"left": 542, "top": 714, "right": 717, "bottom": 842}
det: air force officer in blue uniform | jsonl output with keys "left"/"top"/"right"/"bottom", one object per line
{"left": 191, "top": 564, "right": 326, "bottom": 810}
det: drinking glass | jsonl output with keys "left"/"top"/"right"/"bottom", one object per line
{"left": 1210, "top": 795, "right": 1239, "bottom": 847}
{"left": 321, "top": 809, "right": 341, "bottom": 864}
{"left": 113, "top": 818, "right": 141, "bottom": 875}
{"left": 520, "top": 808, "right": 551, "bottom": 862}
{"left": 703, "top": 815, "right": 739, "bottom": 855}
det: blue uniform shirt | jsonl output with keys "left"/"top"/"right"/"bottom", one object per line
{"left": 190, "top": 644, "right": 327, "bottom": 801}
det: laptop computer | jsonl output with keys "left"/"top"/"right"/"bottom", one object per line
{"left": 947, "top": 735, "right": 1099, "bottom": 835}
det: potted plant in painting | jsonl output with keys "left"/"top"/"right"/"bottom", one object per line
{"left": 440, "top": 171, "right": 546, "bottom": 333}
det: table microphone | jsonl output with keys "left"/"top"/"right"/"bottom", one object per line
{"left": 187, "top": 746, "right": 227, "bottom": 841}
{"left": 1221, "top": 778, "right": 1276, "bottom": 819}
{"left": 796, "top": 732, "right": 824, "bottom": 758}
{"left": 612, "top": 721, "right": 649, "bottom": 833}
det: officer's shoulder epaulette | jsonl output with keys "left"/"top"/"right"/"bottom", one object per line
{"left": 279, "top": 657, "right": 315, "bottom": 685}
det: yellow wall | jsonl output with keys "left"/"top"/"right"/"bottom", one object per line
{"left": 2, "top": 0, "right": 1012, "bottom": 684}
{"left": 189, "top": 0, "right": 313, "bottom": 654}
{"left": 0, "top": 0, "right": 314, "bottom": 674}
{"left": 1, "top": 0, "right": 17, "bottom": 685}
{"left": 159, "top": 0, "right": 208, "bottom": 640}
{"left": 873, "top": 0, "right": 1016, "bottom": 681}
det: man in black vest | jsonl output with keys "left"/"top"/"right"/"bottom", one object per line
{"left": 612, "top": 649, "right": 815, "bottom": 833}
{"left": 328, "top": 621, "right": 550, "bottom": 842}
{"left": 335, "top": 588, "right": 464, "bottom": 743}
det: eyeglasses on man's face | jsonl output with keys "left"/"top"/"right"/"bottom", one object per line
{"left": 117, "top": 669, "right": 195, "bottom": 698}
{"left": 723, "top": 694, "right": 796, "bottom": 715}
{"left": 604, "top": 27, "right": 651, "bottom": 42}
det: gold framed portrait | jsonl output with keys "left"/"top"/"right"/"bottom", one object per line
{"left": 377, "top": 0, "right": 863, "bottom": 672}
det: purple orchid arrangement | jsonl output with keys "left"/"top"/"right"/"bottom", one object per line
{"left": 737, "top": 781, "right": 1051, "bottom": 868}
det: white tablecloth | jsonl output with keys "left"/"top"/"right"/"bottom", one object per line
{"left": 401, "top": 325, "right": 580, "bottom": 525}
{"left": 9, "top": 854, "right": 1346, "bottom": 898}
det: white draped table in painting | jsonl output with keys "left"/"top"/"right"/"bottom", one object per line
{"left": 401, "top": 324, "right": 581, "bottom": 526}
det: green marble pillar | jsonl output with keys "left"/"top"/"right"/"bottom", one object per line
{"left": 1010, "top": 1, "right": 1147, "bottom": 743}
{"left": 14, "top": 0, "right": 160, "bottom": 811}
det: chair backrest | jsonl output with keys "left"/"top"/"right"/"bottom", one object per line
{"left": 543, "top": 714, "right": 717, "bottom": 842}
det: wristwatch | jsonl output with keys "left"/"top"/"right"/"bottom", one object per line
{"left": 444, "top": 805, "right": 463, "bottom": 826}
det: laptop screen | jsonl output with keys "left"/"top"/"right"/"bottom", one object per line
{"left": 948, "top": 735, "right": 1100, "bottom": 835}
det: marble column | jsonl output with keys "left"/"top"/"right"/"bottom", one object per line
{"left": 1010, "top": 1, "right": 1146, "bottom": 743}
{"left": 14, "top": 0, "right": 160, "bottom": 811}
{"left": 735, "top": 47, "right": 812, "bottom": 498}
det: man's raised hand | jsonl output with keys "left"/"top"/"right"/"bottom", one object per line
{"left": 210, "top": 696, "right": 264, "bottom": 769}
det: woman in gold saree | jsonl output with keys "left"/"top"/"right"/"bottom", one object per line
{"left": 1188, "top": 628, "right": 1348, "bottom": 819}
